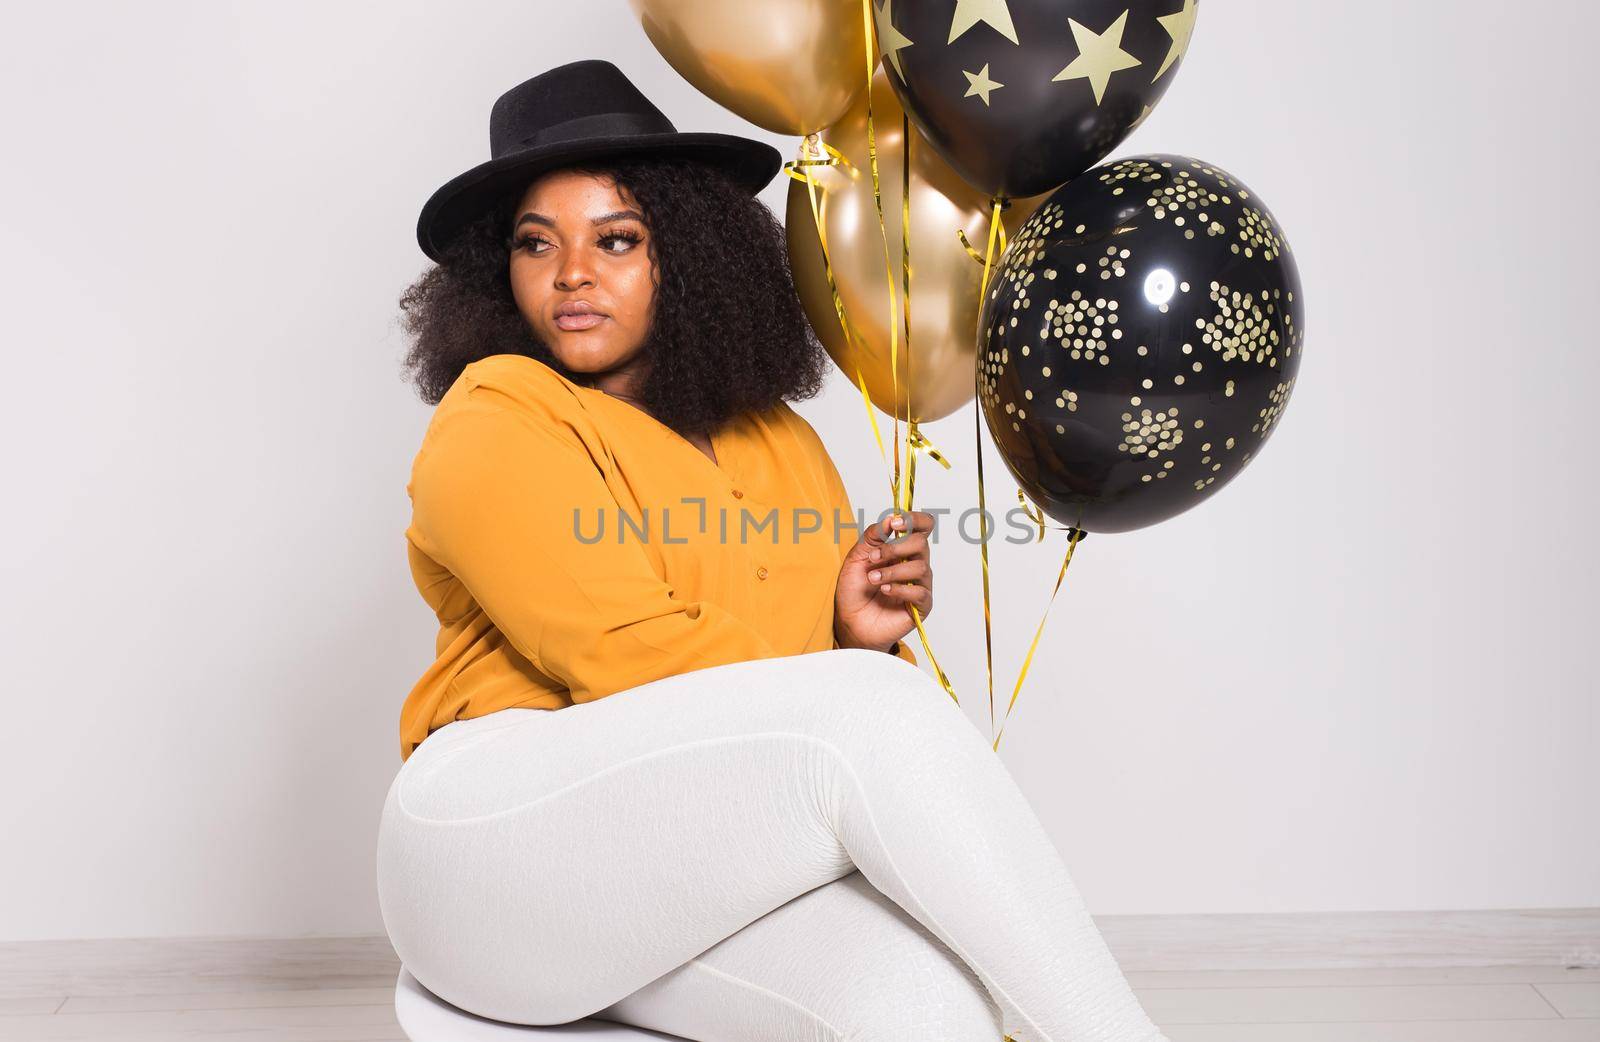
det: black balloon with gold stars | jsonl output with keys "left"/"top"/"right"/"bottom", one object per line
{"left": 875, "top": 0, "right": 1199, "bottom": 198}
{"left": 978, "top": 154, "right": 1304, "bottom": 534}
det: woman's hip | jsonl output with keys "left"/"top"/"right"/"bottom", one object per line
{"left": 388, "top": 646, "right": 956, "bottom": 826}
{"left": 375, "top": 647, "right": 970, "bottom": 1024}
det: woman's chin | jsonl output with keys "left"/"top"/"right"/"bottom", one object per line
{"left": 549, "top": 340, "right": 626, "bottom": 374}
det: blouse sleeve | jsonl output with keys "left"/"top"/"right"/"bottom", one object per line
{"left": 812, "top": 425, "right": 920, "bottom": 668}
{"left": 407, "top": 391, "right": 780, "bottom": 704}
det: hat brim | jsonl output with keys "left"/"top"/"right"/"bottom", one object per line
{"left": 416, "top": 132, "right": 783, "bottom": 263}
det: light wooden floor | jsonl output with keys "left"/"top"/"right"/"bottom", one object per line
{"left": 0, "top": 964, "right": 1595, "bottom": 1041}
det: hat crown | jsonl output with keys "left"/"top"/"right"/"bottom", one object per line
{"left": 416, "top": 59, "right": 781, "bottom": 262}
{"left": 489, "top": 59, "right": 677, "bottom": 160}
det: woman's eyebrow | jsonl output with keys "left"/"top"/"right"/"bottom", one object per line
{"left": 590, "top": 209, "right": 644, "bottom": 225}
{"left": 515, "top": 209, "right": 644, "bottom": 230}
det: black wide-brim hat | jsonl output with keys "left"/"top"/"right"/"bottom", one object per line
{"left": 416, "top": 59, "right": 784, "bottom": 263}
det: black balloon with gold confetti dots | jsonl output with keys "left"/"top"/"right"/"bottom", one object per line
{"left": 978, "top": 154, "right": 1304, "bottom": 534}
{"left": 874, "top": 0, "right": 1199, "bottom": 198}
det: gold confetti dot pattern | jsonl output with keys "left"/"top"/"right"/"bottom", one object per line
{"left": 1252, "top": 377, "right": 1297, "bottom": 436}
{"left": 1043, "top": 289, "right": 1120, "bottom": 365}
{"left": 1197, "top": 282, "right": 1286, "bottom": 364}
{"left": 1118, "top": 406, "right": 1184, "bottom": 460}
{"left": 1147, "top": 169, "right": 1224, "bottom": 222}
{"left": 1096, "top": 244, "right": 1131, "bottom": 280}
{"left": 978, "top": 341, "right": 1013, "bottom": 424}
{"left": 1189, "top": 162, "right": 1238, "bottom": 191}
{"left": 1235, "top": 206, "right": 1284, "bottom": 261}
{"left": 1099, "top": 158, "right": 1163, "bottom": 196}
{"left": 990, "top": 202, "right": 1061, "bottom": 305}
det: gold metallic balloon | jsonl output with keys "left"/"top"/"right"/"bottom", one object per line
{"left": 786, "top": 67, "right": 1046, "bottom": 424}
{"left": 628, "top": 0, "right": 872, "bottom": 137}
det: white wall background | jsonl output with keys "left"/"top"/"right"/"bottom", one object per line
{"left": 1, "top": 0, "right": 1594, "bottom": 942}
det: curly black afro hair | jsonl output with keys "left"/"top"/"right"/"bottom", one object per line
{"left": 397, "top": 156, "right": 832, "bottom": 437}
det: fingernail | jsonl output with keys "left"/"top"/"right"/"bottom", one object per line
{"left": 871, "top": 548, "right": 881, "bottom": 561}
{"left": 880, "top": 583, "right": 891, "bottom": 593}
{"left": 868, "top": 570, "right": 881, "bottom": 582}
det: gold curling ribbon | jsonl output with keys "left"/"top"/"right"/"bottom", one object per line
{"left": 858, "top": 0, "right": 905, "bottom": 513}
{"left": 856, "top": 0, "right": 956, "bottom": 705}
{"left": 892, "top": 101, "right": 958, "bottom": 704}
{"left": 970, "top": 195, "right": 1089, "bottom": 751}
{"left": 899, "top": 414, "right": 957, "bottom": 704}
{"left": 899, "top": 107, "right": 912, "bottom": 516}
{"left": 782, "top": 136, "right": 865, "bottom": 366}
{"left": 906, "top": 424, "right": 950, "bottom": 469}
{"left": 783, "top": 10, "right": 956, "bottom": 705}
{"left": 783, "top": 139, "right": 939, "bottom": 514}
{"left": 992, "top": 522, "right": 1085, "bottom": 753}
{"left": 974, "top": 195, "right": 1006, "bottom": 738}
{"left": 1015, "top": 487, "right": 1045, "bottom": 542}
{"left": 958, "top": 229, "right": 987, "bottom": 265}
{"left": 957, "top": 219, "right": 1009, "bottom": 266}
{"left": 1016, "top": 488, "right": 1091, "bottom": 541}
{"left": 783, "top": 138, "right": 897, "bottom": 484}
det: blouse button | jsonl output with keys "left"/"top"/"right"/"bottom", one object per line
{"left": 756, "top": 565, "right": 769, "bottom": 580}
{"left": 731, "top": 488, "right": 744, "bottom": 498}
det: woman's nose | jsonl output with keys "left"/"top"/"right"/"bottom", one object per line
{"left": 555, "top": 255, "right": 596, "bottom": 291}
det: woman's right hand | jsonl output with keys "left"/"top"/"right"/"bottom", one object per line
{"left": 832, "top": 510, "right": 935, "bottom": 653}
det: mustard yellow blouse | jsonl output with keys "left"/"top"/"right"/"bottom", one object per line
{"left": 398, "top": 353, "right": 916, "bottom": 760}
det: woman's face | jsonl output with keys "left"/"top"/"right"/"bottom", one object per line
{"left": 507, "top": 169, "right": 656, "bottom": 379}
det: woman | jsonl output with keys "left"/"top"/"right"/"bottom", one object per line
{"left": 377, "top": 60, "right": 1169, "bottom": 1042}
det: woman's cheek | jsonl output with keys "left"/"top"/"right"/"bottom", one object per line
{"left": 623, "top": 268, "right": 655, "bottom": 329}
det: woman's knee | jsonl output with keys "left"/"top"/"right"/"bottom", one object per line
{"left": 799, "top": 647, "right": 973, "bottom": 746}
{"left": 804, "top": 647, "right": 943, "bottom": 711}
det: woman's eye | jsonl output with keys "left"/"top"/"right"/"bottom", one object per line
{"left": 600, "top": 231, "right": 641, "bottom": 253}
{"left": 514, "top": 235, "right": 549, "bottom": 255}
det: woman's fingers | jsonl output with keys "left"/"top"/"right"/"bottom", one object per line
{"left": 865, "top": 510, "right": 936, "bottom": 548}
{"left": 881, "top": 578, "right": 934, "bottom": 611}
{"left": 866, "top": 558, "right": 929, "bottom": 587}
{"left": 863, "top": 514, "right": 898, "bottom": 548}
{"left": 870, "top": 524, "right": 930, "bottom": 566}
{"left": 873, "top": 530, "right": 927, "bottom": 563}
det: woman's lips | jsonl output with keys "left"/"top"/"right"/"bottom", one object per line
{"left": 555, "top": 313, "right": 606, "bottom": 331}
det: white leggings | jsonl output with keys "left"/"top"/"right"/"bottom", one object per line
{"left": 376, "top": 648, "right": 1168, "bottom": 1042}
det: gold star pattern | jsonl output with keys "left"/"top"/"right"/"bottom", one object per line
{"left": 875, "top": 0, "right": 915, "bottom": 81}
{"left": 948, "top": 0, "right": 1019, "bottom": 45}
{"left": 963, "top": 63, "right": 1004, "bottom": 105}
{"left": 1153, "top": 0, "right": 1198, "bottom": 82}
{"left": 1052, "top": 10, "right": 1142, "bottom": 105}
